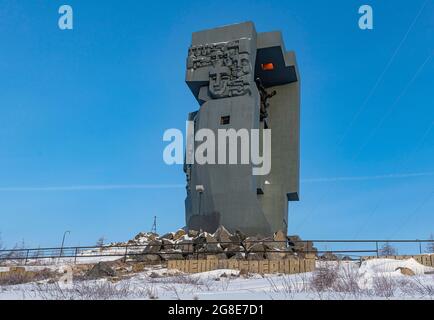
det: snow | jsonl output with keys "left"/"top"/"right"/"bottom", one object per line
{"left": 1, "top": 258, "right": 434, "bottom": 300}
{"left": 359, "top": 258, "right": 433, "bottom": 275}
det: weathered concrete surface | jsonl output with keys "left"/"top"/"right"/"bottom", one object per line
{"left": 184, "top": 21, "right": 300, "bottom": 236}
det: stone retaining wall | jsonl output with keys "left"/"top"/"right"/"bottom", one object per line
{"left": 168, "top": 257, "right": 315, "bottom": 274}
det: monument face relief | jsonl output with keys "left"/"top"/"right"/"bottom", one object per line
{"left": 184, "top": 22, "right": 300, "bottom": 236}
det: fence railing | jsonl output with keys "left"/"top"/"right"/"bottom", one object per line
{"left": 0, "top": 239, "right": 433, "bottom": 265}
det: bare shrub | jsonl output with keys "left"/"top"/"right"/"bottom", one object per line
{"left": 159, "top": 274, "right": 216, "bottom": 297}
{"left": 96, "top": 236, "right": 105, "bottom": 248}
{"left": 144, "top": 283, "right": 159, "bottom": 299}
{"left": 33, "top": 280, "right": 151, "bottom": 300}
{"left": 379, "top": 242, "right": 397, "bottom": 256}
{"left": 218, "top": 275, "right": 233, "bottom": 291}
{"left": 333, "top": 264, "right": 363, "bottom": 296}
{"left": 267, "top": 274, "right": 309, "bottom": 300}
{"left": 310, "top": 264, "right": 339, "bottom": 292}
{"left": 399, "top": 276, "right": 434, "bottom": 297}
{"left": 158, "top": 273, "right": 203, "bottom": 285}
{"left": 372, "top": 274, "right": 396, "bottom": 297}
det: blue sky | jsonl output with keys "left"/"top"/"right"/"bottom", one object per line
{"left": 0, "top": 0, "right": 433, "bottom": 250}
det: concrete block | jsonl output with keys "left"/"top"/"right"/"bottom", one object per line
{"left": 239, "top": 261, "right": 249, "bottom": 273}
{"left": 228, "top": 260, "right": 239, "bottom": 270}
{"left": 207, "top": 259, "right": 218, "bottom": 270}
{"left": 306, "top": 259, "right": 315, "bottom": 272}
{"left": 279, "top": 259, "right": 290, "bottom": 274}
{"left": 198, "top": 260, "right": 207, "bottom": 272}
{"left": 299, "top": 259, "right": 305, "bottom": 273}
{"left": 218, "top": 259, "right": 229, "bottom": 269}
{"left": 289, "top": 258, "right": 299, "bottom": 274}
{"left": 189, "top": 260, "right": 198, "bottom": 273}
{"left": 259, "top": 260, "right": 269, "bottom": 274}
{"left": 249, "top": 261, "right": 259, "bottom": 273}
{"left": 269, "top": 260, "right": 279, "bottom": 273}
{"left": 168, "top": 261, "right": 176, "bottom": 270}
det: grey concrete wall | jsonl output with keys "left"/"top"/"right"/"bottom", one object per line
{"left": 184, "top": 22, "right": 300, "bottom": 237}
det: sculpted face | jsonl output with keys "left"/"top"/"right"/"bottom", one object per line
{"left": 239, "top": 53, "right": 250, "bottom": 75}
{"left": 209, "top": 63, "right": 231, "bottom": 98}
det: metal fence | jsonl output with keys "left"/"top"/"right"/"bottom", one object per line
{"left": 0, "top": 239, "right": 432, "bottom": 265}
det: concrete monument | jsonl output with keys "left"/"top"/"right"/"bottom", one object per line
{"left": 184, "top": 21, "right": 300, "bottom": 236}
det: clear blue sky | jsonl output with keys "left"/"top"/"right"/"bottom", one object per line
{"left": 0, "top": 0, "right": 433, "bottom": 249}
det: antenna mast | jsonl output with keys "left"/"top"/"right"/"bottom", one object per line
{"left": 151, "top": 216, "right": 157, "bottom": 234}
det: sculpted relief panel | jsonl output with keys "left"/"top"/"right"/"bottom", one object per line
{"left": 187, "top": 39, "right": 252, "bottom": 99}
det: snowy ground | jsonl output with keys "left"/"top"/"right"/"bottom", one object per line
{"left": 1, "top": 258, "right": 433, "bottom": 300}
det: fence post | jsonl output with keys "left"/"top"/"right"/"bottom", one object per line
{"left": 123, "top": 244, "right": 129, "bottom": 263}
{"left": 24, "top": 249, "right": 30, "bottom": 265}
{"left": 418, "top": 240, "right": 422, "bottom": 254}
{"left": 74, "top": 247, "right": 78, "bottom": 264}
{"left": 376, "top": 241, "right": 379, "bottom": 258}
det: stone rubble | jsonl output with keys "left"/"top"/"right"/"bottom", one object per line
{"left": 123, "top": 226, "right": 318, "bottom": 262}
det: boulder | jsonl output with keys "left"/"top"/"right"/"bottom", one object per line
{"left": 213, "top": 225, "right": 233, "bottom": 246}
{"left": 159, "top": 251, "right": 184, "bottom": 261}
{"left": 265, "top": 252, "right": 288, "bottom": 260}
{"left": 135, "top": 232, "right": 158, "bottom": 241}
{"left": 161, "top": 232, "right": 174, "bottom": 240}
{"left": 287, "top": 235, "right": 316, "bottom": 254}
{"left": 204, "top": 232, "right": 217, "bottom": 243}
{"left": 174, "top": 229, "right": 186, "bottom": 240}
{"left": 86, "top": 262, "right": 117, "bottom": 279}
{"left": 175, "top": 238, "right": 194, "bottom": 253}
{"left": 247, "top": 252, "right": 265, "bottom": 260}
{"left": 248, "top": 243, "right": 267, "bottom": 253}
{"left": 229, "top": 252, "right": 245, "bottom": 260}
{"left": 288, "top": 235, "right": 301, "bottom": 243}
{"left": 134, "top": 254, "right": 161, "bottom": 263}
{"left": 272, "top": 230, "right": 287, "bottom": 249}
{"left": 229, "top": 230, "right": 246, "bottom": 243}
{"left": 244, "top": 236, "right": 259, "bottom": 250}
{"left": 396, "top": 267, "right": 415, "bottom": 276}
{"left": 320, "top": 252, "right": 338, "bottom": 261}
{"left": 134, "top": 232, "right": 146, "bottom": 239}
{"left": 161, "top": 238, "right": 176, "bottom": 250}
{"left": 235, "top": 230, "right": 246, "bottom": 241}
{"left": 199, "top": 243, "right": 223, "bottom": 253}
{"left": 193, "top": 234, "right": 207, "bottom": 250}
{"left": 188, "top": 230, "right": 199, "bottom": 238}
{"left": 224, "top": 244, "right": 245, "bottom": 255}
{"left": 144, "top": 240, "right": 162, "bottom": 253}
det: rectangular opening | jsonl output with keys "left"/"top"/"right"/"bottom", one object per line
{"left": 220, "top": 115, "right": 230, "bottom": 125}
{"left": 261, "top": 63, "right": 274, "bottom": 71}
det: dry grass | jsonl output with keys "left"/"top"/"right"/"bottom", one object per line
{"left": 0, "top": 269, "right": 55, "bottom": 286}
{"left": 32, "top": 280, "right": 155, "bottom": 300}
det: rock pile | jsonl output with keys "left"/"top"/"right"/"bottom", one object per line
{"left": 126, "top": 226, "right": 317, "bottom": 263}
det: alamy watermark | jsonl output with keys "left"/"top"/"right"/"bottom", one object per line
{"left": 58, "top": 5, "right": 73, "bottom": 30}
{"left": 163, "top": 122, "right": 271, "bottom": 176}
{"left": 359, "top": 5, "right": 374, "bottom": 30}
